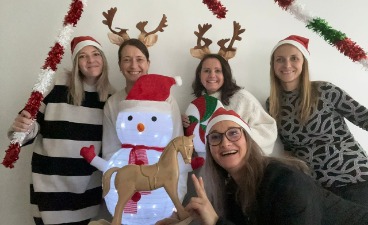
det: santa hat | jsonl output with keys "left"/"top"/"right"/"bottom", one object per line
{"left": 122, "top": 74, "right": 182, "bottom": 112}
{"left": 70, "top": 36, "right": 103, "bottom": 61}
{"left": 126, "top": 74, "right": 181, "bottom": 101}
{"left": 270, "top": 35, "right": 310, "bottom": 62}
{"left": 205, "top": 107, "right": 251, "bottom": 141}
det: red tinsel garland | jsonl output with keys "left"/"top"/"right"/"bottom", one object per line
{"left": 274, "top": 0, "right": 294, "bottom": 9}
{"left": 335, "top": 38, "right": 367, "bottom": 62}
{"left": 24, "top": 91, "right": 44, "bottom": 118}
{"left": 2, "top": 0, "right": 85, "bottom": 168}
{"left": 2, "top": 143, "right": 20, "bottom": 168}
{"left": 202, "top": 0, "right": 227, "bottom": 19}
{"left": 64, "top": 0, "right": 84, "bottom": 26}
{"left": 42, "top": 43, "right": 65, "bottom": 71}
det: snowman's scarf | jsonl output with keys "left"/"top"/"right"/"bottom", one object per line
{"left": 121, "top": 144, "right": 164, "bottom": 165}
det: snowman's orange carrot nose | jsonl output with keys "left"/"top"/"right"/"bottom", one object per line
{"left": 137, "top": 123, "right": 145, "bottom": 132}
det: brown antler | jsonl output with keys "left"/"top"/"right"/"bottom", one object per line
{"left": 190, "top": 24, "right": 213, "bottom": 59}
{"left": 102, "top": 7, "right": 130, "bottom": 41}
{"left": 193, "top": 23, "right": 213, "bottom": 50}
{"left": 136, "top": 14, "right": 168, "bottom": 37}
{"left": 136, "top": 14, "right": 168, "bottom": 47}
{"left": 217, "top": 21, "right": 245, "bottom": 60}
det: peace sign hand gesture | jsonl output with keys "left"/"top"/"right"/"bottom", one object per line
{"left": 185, "top": 174, "right": 219, "bottom": 225}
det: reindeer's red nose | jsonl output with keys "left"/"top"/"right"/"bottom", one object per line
{"left": 137, "top": 123, "right": 145, "bottom": 132}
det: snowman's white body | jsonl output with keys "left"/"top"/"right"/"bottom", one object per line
{"left": 103, "top": 102, "right": 179, "bottom": 225}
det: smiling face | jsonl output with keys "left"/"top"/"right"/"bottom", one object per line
{"left": 200, "top": 58, "right": 224, "bottom": 94}
{"left": 208, "top": 120, "right": 247, "bottom": 176}
{"left": 273, "top": 44, "right": 304, "bottom": 91}
{"left": 77, "top": 45, "right": 103, "bottom": 85}
{"left": 119, "top": 45, "right": 150, "bottom": 88}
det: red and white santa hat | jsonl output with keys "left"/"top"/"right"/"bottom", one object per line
{"left": 121, "top": 74, "right": 182, "bottom": 112}
{"left": 70, "top": 36, "right": 103, "bottom": 61}
{"left": 205, "top": 107, "right": 251, "bottom": 140}
{"left": 270, "top": 35, "right": 310, "bottom": 61}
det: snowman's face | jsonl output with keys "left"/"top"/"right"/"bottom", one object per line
{"left": 116, "top": 109, "right": 174, "bottom": 147}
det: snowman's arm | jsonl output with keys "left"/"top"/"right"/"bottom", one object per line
{"left": 80, "top": 145, "right": 108, "bottom": 172}
{"left": 89, "top": 157, "right": 108, "bottom": 172}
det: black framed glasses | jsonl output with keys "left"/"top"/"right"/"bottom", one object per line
{"left": 206, "top": 127, "right": 244, "bottom": 146}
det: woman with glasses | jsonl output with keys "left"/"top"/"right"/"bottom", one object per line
{"left": 157, "top": 107, "right": 368, "bottom": 225}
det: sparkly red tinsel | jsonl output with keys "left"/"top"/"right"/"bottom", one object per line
{"left": 274, "top": 0, "right": 294, "bottom": 9}
{"left": 202, "top": 0, "right": 227, "bottom": 19}
{"left": 2, "top": 143, "right": 20, "bottom": 168}
{"left": 42, "top": 43, "right": 65, "bottom": 71}
{"left": 64, "top": 0, "right": 84, "bottom": 26}
{"left": 2, "top": 0, "right": 84, "bottom": 168}
{"left": 335, "top": 38, "right": 368, "bottom": 62}
{"left": 24, "top": 91, "right": 44, "bottom": 119}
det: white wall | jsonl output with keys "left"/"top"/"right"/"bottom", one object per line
{"left": 1, "top": 0, "right": 368, "bottom": 224}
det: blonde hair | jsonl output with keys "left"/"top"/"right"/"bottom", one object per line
{"left": 68, "top": 48, "right": 113, "bottom": 106}
{"left": 269, "top": 53, "right": 318, "bottom": 125}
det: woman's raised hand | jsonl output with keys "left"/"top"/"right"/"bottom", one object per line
{"left": 185, "top": 174, "right": 219, "bottom": 225}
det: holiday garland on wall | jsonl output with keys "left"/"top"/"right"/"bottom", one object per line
{"left": 274, "top": 0, "right": 368, "bottom": 69}
{"left": 3, "top": 0, "right": 367, "bottom": 168}
{"left": 202, "top": 0, "right": 227, "bottom": 19}
{"left": 2, "top": 0, "right": 87, "bottom": 168}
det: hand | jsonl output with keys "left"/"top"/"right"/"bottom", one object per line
{"left": 80, "top": 145, "right": 96, "bottom": 163}
{"left": 182, "top": 114, "right": 190, "bottom": 128}
{"left": 11, "top": 110, "right": 34, "bottom": 133}
{"left": 185, "top": 174, "right": 219, "bottom": 225}
{"left": 154, "top": 217, "right": 180, "bottom": 225}
{"left": 155, "top": 212, "right": 180, "bottom": 225}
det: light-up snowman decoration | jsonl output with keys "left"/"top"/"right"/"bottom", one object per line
{"left": 81, "top": 74, "right": 186, "bottom": 225}
{"left": 184, "top": 94, "right": 223, "bottom": 162}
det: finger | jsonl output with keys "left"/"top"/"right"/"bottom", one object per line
{"left": 191, "top": 174, "right": 207, "bottom": 198}
{"left": 20, "top": 110, "right": 32, "bottom": 119}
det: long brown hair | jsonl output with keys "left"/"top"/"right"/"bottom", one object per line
{"left": 192, "top": 54, "right": 241, "bottom": 106}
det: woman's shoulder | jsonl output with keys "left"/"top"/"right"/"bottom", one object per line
{"left": 260, "top": 160, "right": 318, "bottom": 200}
{"left": 263, "top": 160, "right": 312, "bottom": 187}
{"left": 312, "top": 80, "right": 338, "bottom": 90}
{"left": 232, "top": 88, "right": 259, "bottom": 102}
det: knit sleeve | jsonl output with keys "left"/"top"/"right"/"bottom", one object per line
{"left": 230, "top": 90, "right": 278, "bottom": 155}
{"left": 102, "top": 93, "right": 123, "bottom": 160}
{"left": 322, "top": 82, "right": 368, "bottom": 131}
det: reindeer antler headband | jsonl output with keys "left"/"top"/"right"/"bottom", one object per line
{"left": 190, "top": 21, "right": 245, "bottom": 60}
{"left": 102, "top": 7, "right": 168, "bottom": 47}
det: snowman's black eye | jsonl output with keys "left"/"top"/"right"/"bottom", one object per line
{"left": 128, "top": 115, "right": 133, "bottom": 121}
{"left": 151, "top": 116, "right": 157, "bottom": 122}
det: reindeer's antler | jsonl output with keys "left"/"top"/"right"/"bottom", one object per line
{"left": 102, "top": 7, "right": 130, "bottom": 45}
{"left": 217, "top": 21, "right": 245, "bottom": 60}
{"left": 137, "top": 14, "right": 168, "bottom": 47}
{"left": 137, "top": 14, "right": 168, "bottom": 37}
{"left": 190, "top": 23, "right": 213, "bottom": 59}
